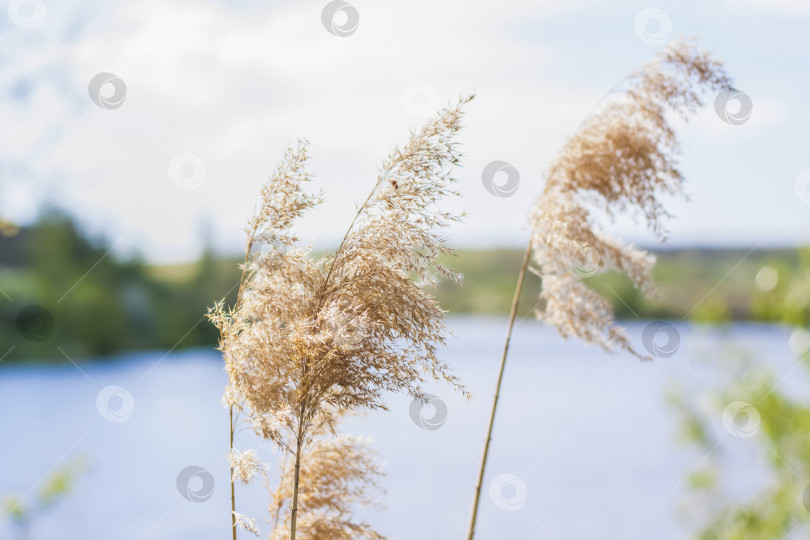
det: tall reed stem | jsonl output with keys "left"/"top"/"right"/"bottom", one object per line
{"left": 290, "top": 406, "right": 305, "bottom": 539}
{"left": 467, "top": 241, "right": 532, "bottom": 540}
{"left": 228, "top": 236, "right": 256, "bottom": 539}
{"left": 230, "top": 407, "right": 237, "bottom": 540}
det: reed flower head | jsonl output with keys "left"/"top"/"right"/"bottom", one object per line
{"left": 233, "top": 512, "right": 261, "bottom": 537}
{"left": 210, "top": 94, "right": 472, "bottom": 449}
{"left": 529, "top": 39, "right": 731, "bottom": 357}
{"left": 229, "top": 447, "right": 261, "bottom": 485}
{"left": 270, "top": 434, "right": 386, "bottom": 540}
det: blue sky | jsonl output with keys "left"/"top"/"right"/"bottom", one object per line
{"left": 1, "top": 0, "right": 809, "bottom": 262}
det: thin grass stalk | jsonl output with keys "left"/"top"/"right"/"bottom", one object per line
{"left": 284, "top": 148, "right": 450, "bottom": 540}
{"left": 227, "top": 231, "right": 258, "bottom": 538}
{"left": 317, "top": 162, "right": 396, "bottom": 302}
{"left": 230, "top": 407, "right": 237, "bottom": 540}
{"left": 467, "top": 242, "right": 532, "bottom": 540}
{"left": 283, "top": 162, "right": 393, "bottom": 538}
{"left": 290, "top": 405, "right": 305, "bottom": 538}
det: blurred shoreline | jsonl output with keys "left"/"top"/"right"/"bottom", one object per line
{"left": 2, "top": 216, "right": 808, "bottom": 362}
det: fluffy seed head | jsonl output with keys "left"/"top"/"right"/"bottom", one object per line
{"left": 530, "top": 39, "right": 731, "bottom": 358}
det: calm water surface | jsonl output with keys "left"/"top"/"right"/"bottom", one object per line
{"left": 0, "top": 317, "right": 802, "bottom": 539}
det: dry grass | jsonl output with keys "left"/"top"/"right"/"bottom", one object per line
{"left": 529, "top": 38, "right": 731, "bottom": 357}
{"left": 467, "top": 39, "right": 733, "bottom": 540}
{"left": 209, "top": 94, "right": 474, "bottom": 538}
{"left": 269, "top": 433, "right": 385, "bottom": 539}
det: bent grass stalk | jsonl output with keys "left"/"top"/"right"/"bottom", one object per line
{"left": 466, "top": 39, "right": 732, "bottom": 539}
{"left": 467, "top": 242, "right": 530, "bottom": 540}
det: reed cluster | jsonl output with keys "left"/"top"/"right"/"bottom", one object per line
{"left": 210, "top": 38, "right": 733, "bottom": 540}
{"left": 210, "top": 95, "right": 474, "bottom": 538}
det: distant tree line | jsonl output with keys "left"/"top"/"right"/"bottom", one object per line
{"left": 0, "top": 213, "right": 239, "bottom": 362}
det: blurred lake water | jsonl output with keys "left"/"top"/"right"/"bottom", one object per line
{"left": 0, "top": 317, "right": 802, "bottom": 539}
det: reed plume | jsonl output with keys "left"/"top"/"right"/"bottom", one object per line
{"left": 210, "top": 94, "right": 474, "bottom": 538}
{"left": 269, "top": 431, "right": 386, "bottom": 540}
{"left": 530, "top": 38, "right": 731, "bottom": 356}
{"left": 467, "top": 39, "right": 732, "bottom": 539}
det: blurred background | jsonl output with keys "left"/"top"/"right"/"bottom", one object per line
{"left": 2, "top": 0, "right": 810, "bottom": 538}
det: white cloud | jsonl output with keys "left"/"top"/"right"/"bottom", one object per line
{"left": 2, "top": 0, "right": 809, "bottom": 261}
{"left": 2, "top": 0, "right": 596, "bottom": 261}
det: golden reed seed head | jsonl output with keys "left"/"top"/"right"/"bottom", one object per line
{"left": 228, "top": 447, "right": 261, "bottom": 485}
{"left": 530, "top": 39, "right": 731, "bottom": 359}
{"left": 269, "top": 434, "right": 386, "bottom": 540}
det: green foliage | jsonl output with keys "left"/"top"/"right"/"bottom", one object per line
{"left": 749, "top": 249, "right": 810, "bottom": 326}
{"left": 670, "top": 346, "right": 810, "bottom": 538}
{"left": 2, "top": 495, "right": 25, "bottom": 522}
{"left": 3, "top": 214, "right": 810, "bottom": 362}
{"left": 432, "top": 249, "right": 538, "bottom": 316}
{"left": 433, "top": 247, "right": 806, "bottom": 323}
{"left": 0, "top": 214, "right": 239, "bottom": 362}
{"left": 2, "top": 456, "right": 88, "bottom": 537}
{"left": 670, "top": 258, "right": 810, "bottom": 537}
